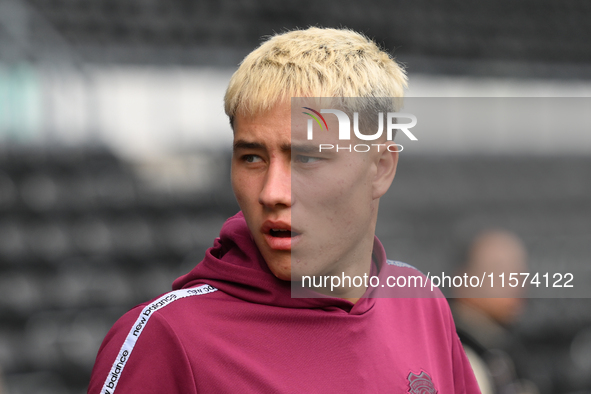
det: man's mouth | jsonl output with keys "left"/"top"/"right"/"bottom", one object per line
{"left": 262, "top": 221, "right": 300, "bottom": 250}
{"left": 269, "top": 229, "right": 300, "bottom": 238}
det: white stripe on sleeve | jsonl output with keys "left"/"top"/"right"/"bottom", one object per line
{"left": 100, "top": 284, "right": 218, "bottom": 394}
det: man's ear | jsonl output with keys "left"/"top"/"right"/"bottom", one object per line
{"left": 372, "top": 144, "right": 399, "bottom": 199}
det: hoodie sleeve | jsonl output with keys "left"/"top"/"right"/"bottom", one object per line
{"left": 88, "top": 308, "right": 198, "bottom": 394}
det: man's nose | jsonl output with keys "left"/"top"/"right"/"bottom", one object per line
{"left": 259, "top": 159, "right": 291, "bottom": 208}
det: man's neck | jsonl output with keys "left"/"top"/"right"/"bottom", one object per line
{"left": 310, "top": 254, "right": 376, "bottom": 302}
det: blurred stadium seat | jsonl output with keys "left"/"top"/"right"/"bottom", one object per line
{"left": 0, "top": 145, "right": 236, "bottom": 393}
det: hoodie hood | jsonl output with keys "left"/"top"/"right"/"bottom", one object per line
{"left": 172, "top": 212, "right": 382, "bottom": 313}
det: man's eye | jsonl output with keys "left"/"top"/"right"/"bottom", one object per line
{"left": 243, "top": 155, "right": 262, "bottom": 163}
{"left": 295, "top": 155, "right": 321, "bottom": 164}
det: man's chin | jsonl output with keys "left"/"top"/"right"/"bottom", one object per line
{"left": 268, "top": 266, "right": 292, "bottom": 281}
{"left": 263, "top": 257, "right": 292, "bottom": 281}
{"left": 266, "top": 261, "right": 318, "bottom": 282}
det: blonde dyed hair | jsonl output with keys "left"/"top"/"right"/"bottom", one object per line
{"left": 224, "top": 27, "right": 407, "bottom": 123}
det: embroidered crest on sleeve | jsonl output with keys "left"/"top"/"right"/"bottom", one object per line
{"left": 407, "top": 371, "right": 437, "bottom": 394}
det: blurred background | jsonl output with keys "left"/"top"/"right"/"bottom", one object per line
{"left": 0, "top": 0, "right": 590, "bottom": 393}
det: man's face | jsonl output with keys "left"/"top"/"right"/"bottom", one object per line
{"left": 231, "top": 101, "right": 396, "bottom": 286}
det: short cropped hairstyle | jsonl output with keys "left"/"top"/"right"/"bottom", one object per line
{"left": 224, "top": 27, "right": 408, "bottom": 124}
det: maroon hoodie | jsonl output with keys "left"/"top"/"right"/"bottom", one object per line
{"left": 88, "top": 212, "right": 480, "bottom": 393}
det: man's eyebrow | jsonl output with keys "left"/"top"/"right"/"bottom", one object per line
{"left": 233, "top": 140, "right": 266, "bottom": 151}
{"left": 290, "top": 144, "right": 319, "bottom": 154}
{"left": 233, "top": 141, "right": 316, "bottom": 154}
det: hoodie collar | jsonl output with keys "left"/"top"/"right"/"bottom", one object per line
{"left": 173, "top": 212, "right": 386, "bottom": 314}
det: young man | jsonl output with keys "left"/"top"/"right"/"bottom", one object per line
{"left": 89, "top": 27, "right": 480, "bottom": 393}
